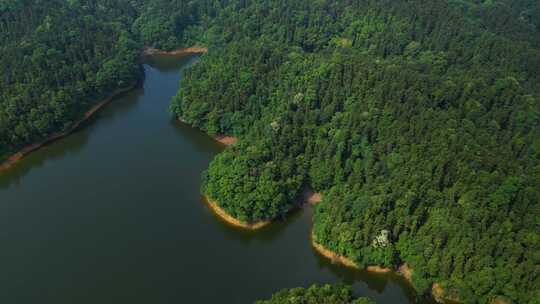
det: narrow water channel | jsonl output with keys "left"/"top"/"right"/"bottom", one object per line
{"left": 0, "top": 55, "right": 429, "bottom": 304}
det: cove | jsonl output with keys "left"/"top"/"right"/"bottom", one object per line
{"left": 0, "top": 55, "right": 435, "bottom": 304}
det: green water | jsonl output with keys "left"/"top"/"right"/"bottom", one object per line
{"left": 0, "top": 55, "right": 433, "bottom": 304}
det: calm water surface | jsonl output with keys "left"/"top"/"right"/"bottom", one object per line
{"left": 0, "top": 56, "right": 431, "bottom": 304}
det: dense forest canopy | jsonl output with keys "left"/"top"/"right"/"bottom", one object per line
{"left": 1, "top": 1, "right": 539, "bottom": 303}
{"left": 0, "top": 0, "right": 204, "bottom": 160}
{"left": 255, "top": 284, "right": 375, "bottom": 304}
{"left": 171, "top": 1, "right": 540, "bottom": 303}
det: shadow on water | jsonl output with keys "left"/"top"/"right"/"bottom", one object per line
{"left": 0, "top": 54, "right": 198, "bottom": 190}
{"left": 171, "top": 120, "right": 223, "bottom": 155}
{"left": 83, "top": 88, "right": 145, "bottom": 125}
{"left": 314, "top": 253, "right": 424, "bottom": 302}
{"left": 308, "top": 226, "right": 437, "bottom": 303}
{"left": 200, "top": 196, "right": 305, "bottom": 244}
{"left": 302, "top": 205, "right": 437, "bottom": 304}
{"left": 0, "top": 88, "right": 144, "bottom": 190}
{"left": 146, "top": 54, "right": 200, "bottom": 71}
{"left": 0, "top": 133, "right": 89, "bottom": 189}
{"left": 0, "top": 53, "right": 439, "bottom": 304}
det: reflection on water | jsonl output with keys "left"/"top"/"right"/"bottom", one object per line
{"left": 200, "top": 196, "right": 304, "bottom": 244}
{"left": 0, "top": 88, "right": 145, "bottom": 190}
{"left": 0, "top": 126, "right": 90, "bottom": 190}
{"left": 146, "top": 54, "right": 201, "bottom": 72}
{"left": 0, "top": 54, "right": 436, "bottom": 304}
{"left": 172, "top": 121, "right": 224, "bottom": 155}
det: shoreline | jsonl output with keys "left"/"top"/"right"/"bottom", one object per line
{"left": 0, "top": 84, "right": 136, "bottom": 172}
{"left": 312, "top": 236, "right": 462, "bottom": 303}
{"left": 302, "top": 188, "right": 323, "bottom": 205}
{"left": 202, "top": 195, "right": 271, "bottom": 230}
{"left": 143, "top": 46, "right": 208, "bottom": 57}
{"left": 202, "top": 187, "right": 321, "bottom": 230}
{"left": 399, "top": 264, "right": 413, "bottom": 283}
{"left": 213, "top": 135, "right": 238, "bottom": 146}
{"left": 311, "top": 235, "right": 392, "bottom": 273}
{"left": 432, "top": 283, "right": 461, "bottom": 304}
{"left": 176, "top": 118, "right": 238, "bottom": 147}
{"left": 0, "top": 46, "right": 208, "bottom": 173}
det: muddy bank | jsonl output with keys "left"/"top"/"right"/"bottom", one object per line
{"left": 202, "top": 196, "right": 271, "bottom": 230}
{"left": 400, "top": 264, "right": 461, "bottom": 304}
{"left": 311, "top": 235, "right": 466, "bottom": 303}
{"left": 432, "top": 283, "right": 461, "bottom": 304}
{"left": 311, "top": 234, "right": 392, "bottom": 273}
{"left": 302, "top": 188, "right": 323, "bottom": 205}
{"left": 201, "top": 187, "right": 321, "bottom": 232}
{"left": 213, "top": 135, "right": 238, "bottom": 146}
{"left": 312, "top": 238, "right": 361, "bottom": 269}
{"left": 399, "top": 264, "right": 413, "bottom": 283}
{"left": 0, "top": 85, "right": 136, "bottom": 172}
{"left": 1, "top": 46, "right": 206, "bottom": 172}
{"left": 175, "top": 118, "right": 237, "bottom": 147}
{"left": 143, "top": 46, "right": 208, "bottom": 57}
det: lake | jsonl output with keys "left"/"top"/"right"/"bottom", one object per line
{"left": 0, "top": 55, "right": 433, "bottom": 304}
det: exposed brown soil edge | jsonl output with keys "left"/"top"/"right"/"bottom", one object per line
{"left": 213, "top": 135, "right": 237, "bottom": 146}
{"left": 311, "top": 233, "right": 392, "bottom": 273}
{"left": 202, "top": 188, "right": 321, "bottom": 230}
{"left": 432, "top": 283, "right": 460, "bottom": 304}
{"left": 202, "top": 195, "right": 271, "bottom": 230}
{"left": 303, "top": 188, "right": 323, "bottom": 205}
{"left": 176, "top": 118, "right": 237, "bottom": 146}
{"left": 1, "top": 46, "right": 208, "bottom": 172}
{"left": 312, "top": 237, "right": 468, "bottom": 303}
{"left": 0, "top": 84, "right": 136, "bottom": 172}
{"left": 143, "top": 46, "right": 208, "bottom": 57}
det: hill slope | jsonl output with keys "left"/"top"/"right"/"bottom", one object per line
{"left": 171, "top": 1, "right": 540, "bottom": 303}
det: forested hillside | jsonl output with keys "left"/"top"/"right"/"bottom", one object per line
{"left": 0, "top": 0, "right": 202, "bottom": 161}
{"left": 170, "top": 0, "right": 540, "bottom": 303}
{"left": 1, "top": 0, "right": 539, "bottom": 303}
{"left": 0, "top": 0, "right": 137, "bottom": 160}
{"left": 255, "top": 284, "right": 375, "bottom": 304}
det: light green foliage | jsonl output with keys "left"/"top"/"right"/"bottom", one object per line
{"left": 202, "top": 140, "right": 303, "bottom": 223}
{"left": 255, "top": 284, "right": 375, "bottom": 304}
